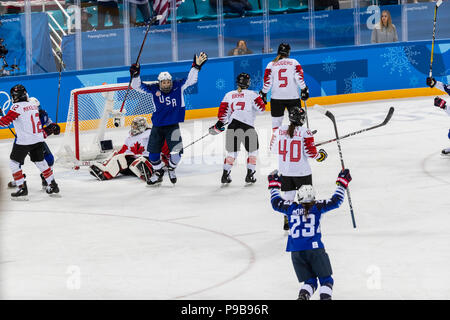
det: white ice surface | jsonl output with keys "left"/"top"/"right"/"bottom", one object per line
{"left": 0, "top": 96, "right": 449, "bottom": 300}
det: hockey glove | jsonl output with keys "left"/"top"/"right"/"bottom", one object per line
{"left": 301, "top": 86, "right": 309, "bottom": 101}
{"left": 193, "top": 52, "right": 208, "bottom": 70}
{"left": 434, "top": 97, "right": 447, "bottom": 109}
{"left": 130, "top": 63, "right": 140, "bottom": 78}
{"left": 268, "top": 170, "right": 282, "bottom": 189}
{"left": 44, "top": 123, "right": 60, "bottom": 136}
{"left": 426, "top": 77, "right": 436, "bottom": 88}
{"left": 208, "top": 120, "right": 225, "bottom": 135}
{"left": 315, "top": 149, "right": 327, "bottom": 162}
{"left": 336, "top": 168, "right": 352, "bottom": 189}
{"left": 259, "top": 90, "right": 267, "bottom": 104}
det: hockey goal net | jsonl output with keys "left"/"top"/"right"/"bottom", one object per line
{"left": 57, "top": 82, "right": 156, "bottom": 167}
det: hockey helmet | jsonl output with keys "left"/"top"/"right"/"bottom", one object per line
{"left": 158, "top": 71, "right": 173, "bottom": 93}
{"left": 297, "top": 185, "right": 316, "bottom": 204}
{"left": 288, "top": 107, "right": 306, "bottom": 126}
{"left": 10, "top": 84, "right": 28, "bottom": 103}
{"left": 29, "top": 97, "right": 40, "bottom": 107}
{"left": 277, "top": 43, "right": 291, "bottom": 57}
{"left": 130, "top": 117, "right": 149, "bottom": 136}
{"left": 236, "top": 72, "right": 251, "bottom": 89}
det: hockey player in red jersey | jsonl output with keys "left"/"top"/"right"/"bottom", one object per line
{"left": 0, "top": 84, "right": 60, "bottom": 200}
{"left": 259, "top": 43, "right": 310, "bottom": 149}
{"left": 209, "top": 73, "right": 266, "bottom": 184}
{"left": 89, "top": 117, "right": 170, "bottom": 183}
{"left": 426, "top": 76, "right": 450, "bottom": 156}
{"left": 271, "top": 107, "right": 327, "bottom": 230}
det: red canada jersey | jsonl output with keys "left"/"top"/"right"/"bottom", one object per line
{"left": 0, "top": 100, "right": 44, "bottom": 145}
{"left": 262, "top": 58, "right": 307, "bottom": 100}
{"left": 217, "top": 89, "right": 266, "bottom": 127}
{"left": 117, "top": 128, "right": 170, "bottom": 159}
{"left": 271, "top": 125, "right": 318, "bottom": 177}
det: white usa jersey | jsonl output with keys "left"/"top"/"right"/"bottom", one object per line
{"left": 217, "top": 89, "right": 266, "bottom": 127}
{"left": 9, "top": 100, "right": 44, "bottom": 145}
{"left": 262, "top": 58, "right": 306, "bottom": 100}
{"left": 118, "top": 128, "right": 151, "bottom": 157}
{"left": 272, "top": 125, "right": 319, "bottom": 177}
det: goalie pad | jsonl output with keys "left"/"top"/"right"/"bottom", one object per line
{"left": 89, "top": 153, "right": 128, "bottom": 180}
{"left": 129, "top": 156, "right": 154, "bottom": 182}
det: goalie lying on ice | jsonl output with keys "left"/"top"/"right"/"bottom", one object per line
{"left": 89, "top": 117, "right": 170, "bottom": 182}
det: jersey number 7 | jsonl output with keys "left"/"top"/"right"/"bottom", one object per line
{"left": 279, "top": 139, "right": 301, "bottom": 162}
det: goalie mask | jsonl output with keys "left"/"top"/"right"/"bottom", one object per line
{"left": 297, "top": 185, "right": 316, "bottom": 204}
{"left": 130, "top": 117, "right": 149, "bottom": 136}
{"left": 288, "top": 107, "right": 306, "bottom": 126}
{"left": 158, "top": 71, "right": 173, "bottom": 94}
{"left": 10, "top": 84, "right": 29, "bottom": 103}
{"left": 236, "top": 73, "right": 251, "bottom": 90}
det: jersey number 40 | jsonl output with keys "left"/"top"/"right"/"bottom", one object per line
{"left": 279, "top": 139, "right": 301, "bottom": 162}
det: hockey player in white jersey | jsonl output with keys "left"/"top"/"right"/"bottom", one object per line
{"left": 0, "top": 84, "right": 59, "bottom": 200}
{"left": 209, "top": 73, "right": 266, "bottom": 184}
{"left": 271, "top": 107, "right": 327, "bottom": 230}
{"left": 426, "top": 76, "right": 450, "bottom": 156}
{"left": 89, "top": 117, "right": 170, "bottom": 182}
{"left": 259, "top": 43, "right": 310, "bottom": 148}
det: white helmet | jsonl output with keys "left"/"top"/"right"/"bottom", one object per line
{"left": 157, "top": 71, "right": 173, "bottom": 93}
{"left": 29, "top": 97, "right": 40, "bottom": 106}
{"left": 130, "top": 117, "right": 149, "bottom": 136}
{"left": 297, "top": 185, "right": 316, "bottom": 203}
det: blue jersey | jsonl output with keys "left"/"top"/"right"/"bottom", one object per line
{"left": 131, "top": 68, "right": 199, "bottom": 127}
{"left": 270, "top": 186, "right": 346, "bottom": 252}
{"left": 39, "top": 107, "right": 52, "bottom": 127}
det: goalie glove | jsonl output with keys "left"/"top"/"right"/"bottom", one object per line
{"left": 301, "top": 86, "right": 309, "bottom": 101}
{"left": 208, "top": 120, "right": 225, "bottom": 135}
{"left": 315, "top": 148, "right": 327, "bottom": 162}
{"left": 259, "top": 90, "right": 267, "bottom": 104}
{"left": 336, "top": 168, "right": 352, "bottom": 189}
{"left": 427, "top": 77, "right": 437, "bottom": 88}
{"left": 192, "top": 52, "right": 208, "bottom": 70}
{"left": 434, "top": 96, "right": 447, "bottom": 109}
{"left": 130, "top": 63, "right": 140, "bottom": 78}
{"left": 268, "top": 170, "right": 282, "bottom": 189}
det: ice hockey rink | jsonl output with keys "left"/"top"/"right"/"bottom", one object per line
{"left": 0, "top": 95, "right": 449, "bottom": 300}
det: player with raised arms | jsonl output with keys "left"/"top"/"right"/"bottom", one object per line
{"left": 89, "top": 117, "right": 170, "bottom": 182}
{"left": 426, "top": 76, "right": 450, "bottom": 156}
{"left": 129, "top": 52, "right": 208, "bottom": 185}
{"left": 268, "top": 168, "right": 352, "bottom": 300}
{"left": 0, "top": 84, "right": 59, "bottom": 200}
{"left": 259, "top": 43, "right": 310, "bottom": 149}
{"left": 209, "top": 73, "right": 266, "bottom": 184}
{"left": 271, "top": 107, "right": 327, "bottom": 230}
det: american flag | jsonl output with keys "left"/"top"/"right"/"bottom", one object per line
{"left": 153, "top": 0, "right": 183, "bottom": 25}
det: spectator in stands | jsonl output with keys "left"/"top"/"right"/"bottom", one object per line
{"left": 371, "top": 10, "right": 398, "bottom": 44}
{"left": 129, "top": 0, "right": 153, "bottom": 27}
{"left": 210, "top": 0, "right": 253, "bottom": 17}
{"left": 81, "top": 8, "right": 96, "bottom": 32}
{"left": 228, "top": 40, "right": 253, "bottom": 56}
{"left": 314, "top": 0, "right": 339, "bottom": 10}
{"left": 97, "top": 0, "right": 121, "bottom": 30}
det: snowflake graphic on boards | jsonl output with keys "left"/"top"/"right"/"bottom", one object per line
{"left": 240, "top": 59, "right": 250, "bottom": 69}
{"left": 381, "top": 46, "right": 420, "bottom": 76}
{"left": 409, "top": 76, "right": 419, "bottom": 87}
{"left": 344, "top": 72, "right": 365, "bottom": 94}
{"left": 250, "top": 70, "right": 264, "bottom": 89}
{"left": 322, "top": 56, "right": 337, "bottom": 74}
{"left": 216, "top": 78, "right": 226, "bottom": 90}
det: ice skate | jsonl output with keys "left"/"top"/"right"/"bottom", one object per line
{"left": 40, "top": 173, "right": 48, "bottom": 189}
{"left": 147, "top": 168, "right": 164, "bottom": 186}
{"left": 11, "top": 181, "right": 28, "bottom": 201}
{"left": 221, "top": 169, "right": 232, "bottom": 185}
{"left": 46, "top": 180, "right": 60, "bottom": 197}
{"left": 441, "top": 148, "right": 450, "bottom": 157}
{"left": 245, "top": 169, "right": 256, "bottom": 184}
{"left": 297, "top": 290, "right": 311, "bottom": 300}
{"left": 167, "top": 167, "right": 177, "bottom": 184}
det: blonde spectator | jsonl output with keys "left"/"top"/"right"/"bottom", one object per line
{"left": 371, "top": 10, "right": 398, "bottom": 44}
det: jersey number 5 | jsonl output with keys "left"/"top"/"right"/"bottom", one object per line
{"left": 279, "top": 140, "right": 302, "bottom": 162}
{"left": 278, "top": 68, "right": 288, "bottom": 87}
{"left": 30, "top": 112, "right": 43, "bottom": 134}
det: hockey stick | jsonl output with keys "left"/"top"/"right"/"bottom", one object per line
{"left": 114, "top": 14, "right": 162, "bottom": 127}
{"left": 183, "top": 132, "right": 210, "bottom": 151}
{"left": 429, "top": 0, "right": 443, "bottom": 78}
{"left": 315, "top": 105, "right": 357, "bottom": 229}
{"left": 315, "top": 107, "right": 394, "bottom": 147}
{"left": 302, "top": 99, "right": 310, "bottom": 129}
{"left": 55, "top": 50, "right": 65, "bottom": 124}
